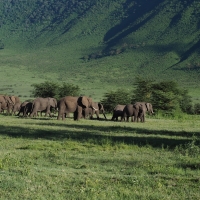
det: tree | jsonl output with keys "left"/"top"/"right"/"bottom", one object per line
{"left": 31, "top": 81, "right": 59, "bottom": 98}
{"left": 100, "top": 89, "right": 132, "bottom": 113}
{"left": 132, "top": 77, "right": 154, "bottom": 103}
{"left": 194, "top": 103, "right": 200, "bottom": 115}
{"left": 58, "top": 82, "right": 80, "bottom": 98}
{"left": 132, "top": 78, "right": 193, "bottom": 115}
{"left": 151, "top": 81, "right": 181, "bottom": 113}
{"left": 31, "top": 81, "right": 80, "bottom": 99}
{"left": 179, "top": 89, "right": 193, "bottom": 114}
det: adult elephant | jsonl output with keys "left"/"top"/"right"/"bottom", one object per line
{"left": 11, "top": 102, "right": 22, "bottom": 115}
{"left": 57, "top": 96, "right": 95, "bottom": 121}
{"left": 122, "top": 102, "right": 153, "bottom": 122}
{"left": 30, "top": 97, "right": 57, "bottom": 117}
{"left": 9, "top": 95, "right": 20, "bottom": 105}
{"left": 0, "top": 95, "right": 14, "bottom": 113}
{"left": 83, "top": 102, "right": 107, "bottom": 120}
{"left": 134, "top": 102, "right": 154, "bottom": 122}
{"left": 8, "top": 95, "right": 21, "bottom": 115}
{"left": 111, "top": 104, "right": 126, "bottom": 121}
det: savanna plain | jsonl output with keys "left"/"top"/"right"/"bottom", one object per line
{"left": 1, "top": 1, "right": 200, "bottom": 199}
{"left": 0, "top": 114, "right": 200, "bottom": 199}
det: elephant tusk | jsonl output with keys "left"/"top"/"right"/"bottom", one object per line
{"left": 92, "top": 107, "right": 98, "bottom": 111}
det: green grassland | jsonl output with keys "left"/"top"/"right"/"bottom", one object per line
{"left": 0, "top": 1, "right": 200, "bottom": 199}
{"left": 0, "top": 114, "right": 200, "bottom": 199}
{"left": 0, "top": 0, "right": 200, "bottom": 102}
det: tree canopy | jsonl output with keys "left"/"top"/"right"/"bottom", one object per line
{"left": 31, "top": 81, "right": 80, "bottom": 99}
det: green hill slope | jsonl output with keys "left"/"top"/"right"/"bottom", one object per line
{"left": 0, "top": 0, "right": 199, "bottom": 101}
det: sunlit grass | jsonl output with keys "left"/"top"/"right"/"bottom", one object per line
{"left": 0, "top": 114, "right": 200, "bottom": 199}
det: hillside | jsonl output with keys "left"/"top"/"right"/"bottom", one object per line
{"left": 0, "top": 0, "right": 200, "bottom": 101}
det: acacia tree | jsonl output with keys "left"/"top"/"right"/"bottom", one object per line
{"left": 58, "top": 82, "right": 80, "bottom": 98}
{"left": 132, "top": 77, "right": 154, "bottom": 103}
{"left": 31, "top": 81, "right": 80, "bottom": 99}
{"left": 31, "top": 81, "right": 59, "bottom": 98}
{"left": 132, "top": 78, "right": 193, "bottom": 115}
{"left": 100, "top": 89, "right": 132, "bottom": 113}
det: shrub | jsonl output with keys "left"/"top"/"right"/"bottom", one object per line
{"left": 132, "top": 78, "right": 193, "bottom": 115}
{"left": 31, "top": 81, "right": 80, "bottom": 99}
{"left": 194, "top": 103, "right": 200, "bottom": 114}
{"left": 100, "top": 89, "right": 132, "bottom": 113}
{"left": 58, "top": 82, "right": 80, "bottom": 98}
{"left": 31, "top": 81, "right": 59, "bottom": 98}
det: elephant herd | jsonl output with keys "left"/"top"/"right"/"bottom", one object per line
{"left": 0, "top": 95, "right": 153, "bottom": 122}
{"left": 112, "top": 102, "right": 154, "bottom": 122}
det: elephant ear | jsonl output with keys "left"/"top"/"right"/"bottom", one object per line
{"left": 79, "top": 96, "right": 89, "bottom": 108}
{"left": 98, "top": 103, "right": 103, "bottom": 110}
{"left": 145, "top": 103, "right": 150, "bottom": 111}
{"left": 53, "top": 98, "right": 57, "bottom": 108}
{"left": 15, "top": 96, "right": 20, "bottom": 103}
{"left": 10, "top": 96, "right": 16, "bottom": 104}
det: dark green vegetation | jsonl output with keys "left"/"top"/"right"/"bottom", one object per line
{"left": 1, "top": 1, "right": 200, "bottom": 198}
{"left": 0, "top": 0, "right": 200, "bottom": 101}
{"left": 0, "top": 114, "right": 200, "bottom": 199}
{"left": 101, "top": 79, "right": 196, "bottom": 114}
{"left": 31, "top": 81, "right": 80, "bottom": 99}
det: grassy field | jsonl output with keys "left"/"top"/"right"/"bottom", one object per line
{"left": 0, "top": 113, "right": 200, "bottom": 199}
{"left": 0, "top": 1, "right": 200, "bottom": 103}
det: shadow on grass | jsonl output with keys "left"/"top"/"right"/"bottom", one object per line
{"left": 0, "top": 121, "right": 199, "bottom": 149}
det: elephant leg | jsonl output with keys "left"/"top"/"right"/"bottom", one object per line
{"left": 57, "top": 112, "right": 63, "bottom": 120}
{"left": 74, "top": 106, "right": 82, "bottom": 120}
{"left": 142, "top": 115, "right": 145, "bottom": 122}
{"left": 73, "top": 111, "right": 78, "bottom": 120}
{"left": 102, "top": 112, "right": 107, "bottom": 120}
{"left": 95, "top": 111, "right": 100, "bottom": 120}
{"left": 126, "top": 116, "right": 129, "bottom": 122}
{"left": 131, "top": 116, "right": 134, "bottom": 122}
{"left": 121, "top": 114, "right": 126, "bottom": 122}
{"left": 45, "top": 106, "right": 51, "bottom": 117}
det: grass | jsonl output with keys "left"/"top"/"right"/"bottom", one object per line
{"left": 0, "top": 114, "right": 200, "bottom": 199}
{"left": 0, "top": 1, "right": 200, "bottom": 103}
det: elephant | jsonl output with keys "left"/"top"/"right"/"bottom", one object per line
{"left": 57, "top": 96, "right": 95, "bottom": 121}
{"left": 134, "top": 102, "right": 154, "bottom": 122}
{"left": 9, "top": 95, "right": 20, "bottom": 105}
{"left": 4, "top": 95, "right": 21, "bottom": 115}
{"left": 30, "top": 97, "right": 57, "bottom": 117}
{"left": 111, "top": 104, "right": 126, "bottom": 121}
{"left": 122, "top": 102, "right": 153, "bottom": 122}
{"left": 17, "top": 101, "right": 33, "bottom": 117}
{"left": 83, "top": 102, "right": 107, "bottom": 120}
{"left": 121, "top": 104, "right": 139, "bottom": 122}
{"left": 0, "top": 95, "right": 15, "bottom": 114}
{"left": 11, "top": 102, "right": 22, "bottom": 115}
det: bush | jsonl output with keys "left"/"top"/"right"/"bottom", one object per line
{"left": 31, "top": 81, "right": 80, "bottom": 99}
{"left": 132, "top": 78, "right": 193, "bottom": 115}
{"left": 194, "top": 103, "right": 200, "bottom": 114}
{"left": 0, "top": 40, "right": 4, "bottom": 49}
{"left": 100, "top": 89, "right": 132, "bottom": 113}
{"left": 31, "top": 81, "right": 59, "bottom": 98}
{"left": 58, "top": 82, "right": 80, "bottom": 98}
